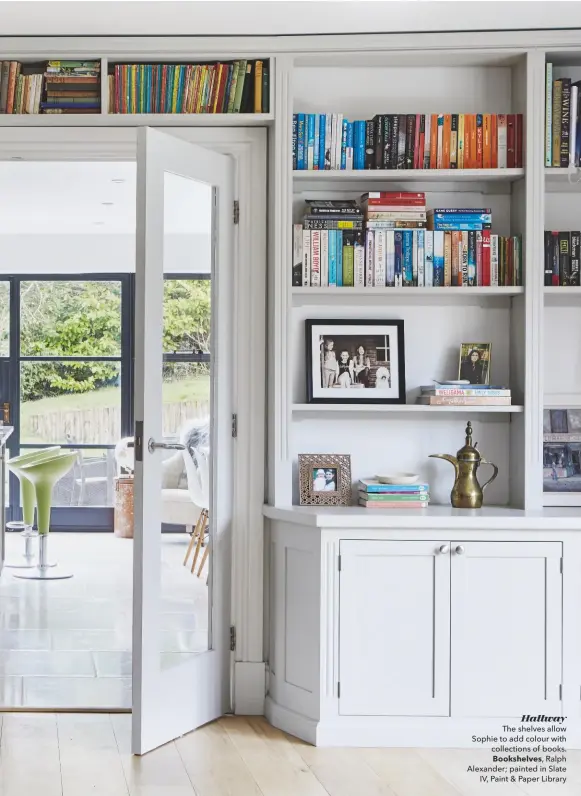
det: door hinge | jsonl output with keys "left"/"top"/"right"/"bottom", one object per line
{"left": 338, "top": 555, "right": 341, "bottom": 572}
{"left": 559, "top": 684, "right": 562, "bottom": 700}
{"left": 230, "top": 626, "right": 236, "bottom": 652}
{"left": 134, "top": 420, "right": 143, "bottom": 463}
{"left": 233, "top": 200, "right": 240, "bottom": 224}
{"left": 560, "top": 557, "right": 563, "bottom": 574}
{"left": 231, "top": 413, "right": 238, "bottom": 438}
{"left": 337, "top": 682, "right": 341, "bottom": 698}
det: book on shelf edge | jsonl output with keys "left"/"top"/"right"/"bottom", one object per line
{"left": 357, "top": 491, "right": 429, "bottom": 502}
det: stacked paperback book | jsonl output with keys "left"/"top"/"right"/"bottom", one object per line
{"left": 358, "top": 479, "right": 430, "bottom": 509}
{"left": 42, "top": 61, "right": 101, "bottom": 114}
{"left": 545, "top": 63, "right": 581, "bottom": 167}
{"left": 417, "top": 382, "right": 512, "bottom": 407}
{"left": 293, "top": 193, "right": 523, "bottom": 287}
{"left": 544, "top": 230, "right": 581, "bottom": 286}
{"left": 292, "top": 112, "right": 524, "bottom": 171}
{"left": 109, "top": 60, "right": 269, "bottom": 114}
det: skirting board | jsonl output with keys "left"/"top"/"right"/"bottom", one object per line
{"left": 265, "top": 697, "right": 581, "bottom": 749}
{"left": 233, "top": 661, "right": 266, "bottom": 715}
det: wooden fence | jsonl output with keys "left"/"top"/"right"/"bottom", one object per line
{"left": 27, "top": 400, "right": 210, "bottom": 444}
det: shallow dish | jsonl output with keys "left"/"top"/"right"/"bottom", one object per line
{"left": 376, "top": 473, "right": 419, "bottom": 485}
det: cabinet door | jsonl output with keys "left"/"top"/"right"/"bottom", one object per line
{"left": 339, "top": 540, "right": 450, "bottom": 716}
{"left": 451, "top": 541, "right": 562, "bottom": 717}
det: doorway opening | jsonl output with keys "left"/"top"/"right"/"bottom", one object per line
{"left": 0, "top": 160, "right": 212, "bottom": 709}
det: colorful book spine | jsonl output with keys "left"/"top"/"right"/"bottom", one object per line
{"left": 328, "top": 229, "right": 337, "bottom": 287}
{"left": 302, "top": 229, "right": 311, "bottom": 286}
{"left": 433, "top": 231, "right": 444, "bottom": 286}
{"left": 296, "top": 113, "right": 306, "bottom": 170}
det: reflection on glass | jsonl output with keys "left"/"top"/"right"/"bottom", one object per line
{"left": 0, "top": 281, "right": 9, "bottom": 357}
{"left": 20, "top": 281, "right": 122, "bottom": 356}
{"left": 19, "top": 447, "right": 116, "bottom": 507}
{"left": 20, "top": 362, "right": 121, "bottom": 445}
{"left": 163, "top": 279, "right": 211, "bottom": 354}
{"left": 160, "top": 173, "right": 213, "bottom": 668}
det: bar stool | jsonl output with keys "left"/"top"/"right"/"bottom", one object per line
{"left": 6, "top": 447, "right": 61, "bottom": 568}
{"left": 14, "top": 450, "right": 78, "bottom": 581}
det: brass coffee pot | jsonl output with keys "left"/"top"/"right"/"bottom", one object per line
{"left": 429, "top": 421, "right": 498, "bottom": 509}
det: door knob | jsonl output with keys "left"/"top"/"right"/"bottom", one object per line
{"left": 455, "top": 545, "right": 465, "bottom": 555}
{"left": 147, "top": 439, "right": 185, "bottom": 454}
{"left": 438, "top": 545, "right": 450, "bottom": 554}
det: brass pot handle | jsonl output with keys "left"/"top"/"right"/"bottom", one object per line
{"left": 479, "top": 458, "right": 499, "bottom": 491}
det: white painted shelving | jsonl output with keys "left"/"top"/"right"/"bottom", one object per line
{"left": 292, "top": 403, "right": 523, "bottom": 414}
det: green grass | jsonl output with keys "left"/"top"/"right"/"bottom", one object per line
{"left": 20, "top": 376, "right": 210, "bottom": 442}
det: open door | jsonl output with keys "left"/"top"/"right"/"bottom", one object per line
{"left": 132, "top": 128, "right": 234, "bottom": 754}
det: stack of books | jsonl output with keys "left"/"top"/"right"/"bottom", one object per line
{"left": 109, "top": 60, "right": 269, "bottom": 114}
{"left": 545, "top": 63, "right": 581, "bottom": 168}
{"left": 358, "top": 479, "right": 430, "bottom": 509}
{"left": 0, "top": 61, "right": 44, "bottom": 114}
{"left": 544, "top": 230, "right": 581, "bottom": 286}
{"left": 416, "top": 383, "right": 512, "bottom": 407}
{"left": 293, "top": 199, "right": 522, "bottom": 288}
{"left": 41, "top": 61, "right": 101, "bottom": 114}
{"left": 292, "top": 112, "right": 524, "bottom": 171}
{"left": 293, "top": 200, "right": 364, "bottom": 287}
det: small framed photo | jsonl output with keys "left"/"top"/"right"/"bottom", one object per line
{"left": 298, "top": 453, "right": 352, "bottom": 506}
{"left": 458, "top": 342, "right": 491, "bottom": 385}
{"left": 306, "top": 319, "right": 406, "bottom": 404}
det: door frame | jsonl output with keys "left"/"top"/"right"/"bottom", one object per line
{"left": 0, "top": 125, "right": 268, "bottom": 716}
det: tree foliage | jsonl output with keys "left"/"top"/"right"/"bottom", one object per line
{"left": 19, "top": 279, "right": 211, "bottom": 402}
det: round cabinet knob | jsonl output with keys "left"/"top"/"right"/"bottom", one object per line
{"left": 438, "top": 545, "right": 450, "bottom": 554}
{"left": 455, "top": 545, "right": 465, "bottom": 555}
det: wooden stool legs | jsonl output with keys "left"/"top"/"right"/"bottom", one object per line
{"left": 191, "top": 509, "right": 208, "bottom": 574}
{"left": 197, "top": 542, "right": 210, "bottom": 577}
{"left": 183, "top": 513, "right": 204, "bottom": 567}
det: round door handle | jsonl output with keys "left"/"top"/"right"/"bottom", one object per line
{"left": 455, "top": 545, "right": 465, "bottom": 555}
{"left": 438, "top": 545, "right": 450, "bottom": 554}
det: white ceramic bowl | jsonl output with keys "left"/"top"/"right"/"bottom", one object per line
{"left": 376, "top": 473, "right": 419, "bottom": 485}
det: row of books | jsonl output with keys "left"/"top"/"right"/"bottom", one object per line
{"left": 417, "top": 383, "right": 512, "bottom": 407}
{"left": 544, "top": 231, "right": 581, "bottom": 286}
{"left": 0, "top": 60, "right": 100, "bottom": 114}
{"left": 358, "top": 479, "right": 429, "bottom": 509}
{"left": 545, "top": 63, "right": 581, "bottom": 167}
{"left": 108, "top": 60, "right": 269, "bottom": 115}
{"left": 292, "top": 112, "right": 524, "bottom": 170}
{"left": 42, "top": 60, "right": 101, "bottom": 114}
{"left": 294, "top": 226, "right": 522, "bottom": 287}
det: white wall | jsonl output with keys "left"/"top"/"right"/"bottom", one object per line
{"left": 0, "top": 234, "right": 211, "bottom": 274}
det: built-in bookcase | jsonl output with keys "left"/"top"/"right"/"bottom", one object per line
{"left": 280, "top": 50, "right": 532, "bottom": 507}
{"left": 543, "top": 51, "right": 581, "bottom": 507}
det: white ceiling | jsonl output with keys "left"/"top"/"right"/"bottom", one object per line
{"left": 0, "top": 1, "right": 578, "bottom": 36}
{"left": 0, "top": 161, "right": 212, "bottom": 235}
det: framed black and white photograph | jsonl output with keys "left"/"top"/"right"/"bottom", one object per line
{"left": 458, "top": 342, "right": 491, "bottom": 385}
{"left": 298, "top": 453, "right": 352, "bottom": 506}
{"left": 305, "top": 319, "right": 406, "bottom": 404}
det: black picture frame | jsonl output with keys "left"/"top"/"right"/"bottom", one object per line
{"left": 305, "top": 318, "right": 406, "bottom": 404}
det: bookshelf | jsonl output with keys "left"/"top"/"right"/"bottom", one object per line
{"left": 292, "top": 403, "right": 524, "bottom": 414}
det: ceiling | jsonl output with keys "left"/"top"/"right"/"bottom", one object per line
{"left": 0, "top": 161, "right": 212, "bottom": 235}
{"left": 0, "top": 1, "right": 578, "bottom": 36}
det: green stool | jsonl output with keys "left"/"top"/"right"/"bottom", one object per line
{"left": 14, "top": 450, "right": 78, "bottom": 581}
{"left": 6, "top": 447, "right": 62, "bottom": 568}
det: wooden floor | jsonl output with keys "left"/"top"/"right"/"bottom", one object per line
{"left": 0, "top": 713, "right": 579, "bottom": 796}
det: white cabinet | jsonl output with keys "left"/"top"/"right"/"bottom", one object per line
{"left": 339, "top": 540, "right": 450, "bottom": 716}
{"left": 338, "top": 539, "right": 562, "bottom": 719}
{"left": 451, "top": 541, "right": 562, "bottom": 717}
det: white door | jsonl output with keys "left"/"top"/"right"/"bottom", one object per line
{"left": 132, "top": 127, "right": 234, "bottom": 754}
{"left": 339, "top": 540, "right": 451, "bottom": 716}
{"left": 451, "top": 541, "right": 562, "bottom": 717}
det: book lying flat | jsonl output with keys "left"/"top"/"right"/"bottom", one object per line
{"left": 358, "top": 491, "right": 429, "bottom": 502}
{"left": 359, "top": 500, "right": 429, "bottom": 509}
{"left": 417, "top": 396, "right": 511, "bottom": 406}
{"left": 359, "top": 479, "right": 429, "bottom": 493}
